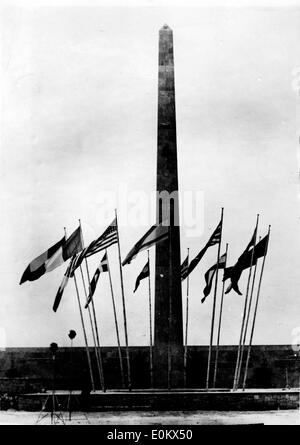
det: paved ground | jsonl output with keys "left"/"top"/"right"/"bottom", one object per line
{"left": 0, "top": 409, "right": 299, "bottom": 425}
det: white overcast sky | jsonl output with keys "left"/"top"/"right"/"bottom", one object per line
{"left": 1, "top": 0, "right": 300, "bottom": 348}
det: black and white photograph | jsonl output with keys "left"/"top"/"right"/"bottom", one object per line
{"left": 0, "top": 0, "right": 300, "bottom": 429}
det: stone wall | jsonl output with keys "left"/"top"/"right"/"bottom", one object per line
{"left": 0, "top": 345, "right": 299, "bottom": 393}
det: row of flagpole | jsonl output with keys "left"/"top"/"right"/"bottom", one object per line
{"left": 20, "top": 204, "right": 270, "bottom": 391}
{"left": 60, "top": 211, "right": 130, "bottom": 392}
{"left": 80, "top": 219, "right": 105, "bottom": 391}
{"left": 232, "top": 214, "right": 259, "bottom": 390}
{"left": 212, "top": 242, "right": 228, "bottom": 389}
{"left": 205, "top": 207, "right": 224, "bottom": 390}
{"left": 180, "top": 207, "right": 271, "bottom": 390}
{"left": 63, "top": 226, "right": 96, "bottom": 392}
{"left": 126, "top": 205, "right": 271, "bottom": 390}
{"left": 19, "top": 208, "right": 158, "bottom": 392}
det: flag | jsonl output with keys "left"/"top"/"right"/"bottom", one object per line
{"left": 52, "top": 256, "right": 76, "bottom": 312}
{"left": 122, "top": 222, "right": 169, "bottom": 266}
{"left": 181, "top": 220, "right": 222, "bottom": 281}
{"left": 134, "top": 260, "right": 150, "bottom": 293}
{"left": 46, "top": 226, "right": 84, "bottom": 273}
{"left": 85, "top": 253, "right": 108, "bottom": 308}
{"left": 63, "top": 226, "right": 84, "bottom": 260}
{"left": 20, "top": 236, "right": 66, "bottom": 284}
{"left": 202, "top": 252, "right": 227, "bottom": 303}
{"left": 181, "top": 255, "right": 189, "bottom": 280}
{"left": 223, "top": 229, "right": 266, "bottom": 296}
{"left": 70, "top": 219, "right": 118, "bottom": 275}
{"left": 224, "top": 228, "right": 257, "bottom": 295}
{"left": 20, "top": 226, "right": 84, "bottom": 285}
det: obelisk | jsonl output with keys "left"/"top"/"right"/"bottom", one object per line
{"left": 154, "top": 25, "right": 184, "bottom": 388}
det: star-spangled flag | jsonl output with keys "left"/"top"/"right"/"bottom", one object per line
{"left": 52, "top": 256, "right": 77, "bottom": 312}
{"left": 70, "top": 219, "right": 117, "bottom": 275}
{"left": 181, "top": 220, "right": 222, "bottom": 281}
{"left": 223, "top": 227, "right": 261, "bottom": 296}
{"left": 133, "top": 260, "right": 150, "bottom": 293}
{"left": 85, "top": 253, "right": 108, "bottom": 308}
{"left": 202, "top": 252, "right": 227, "bottom": 303}
{"left": 122, "top": 222, "right": 169, "bottom": 266}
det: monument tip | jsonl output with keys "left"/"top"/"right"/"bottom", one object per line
{"left": 160, "top": 23, "right": 172, "bottom": 31}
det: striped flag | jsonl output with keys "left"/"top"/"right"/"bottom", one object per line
{"left": 85, "top": 253, "right": 108, "bottom": 308}
{"left": 181, "top": 220, "right": 222, "bottom": 281}
{"left": 181, "top": 255, "right": 189, "bottom": 281}
{"left": 133, "top": 260, "right": 150, "bottom": 293}
{"left": 52, "top": 256, "right": 77, "bottom": 312}
{"left": 202, "top": 252, "right": 227, "bottom": 303}
{"left": 122, "top": 223, "right": 169, "bottom": 266}
{"left": 70, "top": 219, "right": 117, "bottom": 275}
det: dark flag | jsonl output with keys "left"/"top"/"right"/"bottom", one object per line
{"left": 202, "top": 252, "right": 227, "bottom": 303}
{"left": 70, "top": 219, "right": 117, "bottom": 275}
{"left": 181, "top": 220, "right": 222, "bottom": 281}
{"left": 134, "top": 261, "right": 150, "bottom": 293}
{"left": 181, "top": 255, "right": 189, "bottom": 280}
{"left": 122, "top": 223, "right": 169, "bottom": 266}
{"left": 20, "top": 236, "right": 66, "bottom": 284}
{"left": 52, "top": 256, "right": 77, "bottom": 312}
{"left": 223, "top": 229, "right": 268, "bottom": 296}
{"left": 63, "top": 226, "right": 84, "bottom": 261}
{"left": 85, "top": 253, "right": 108, "bottom": 308}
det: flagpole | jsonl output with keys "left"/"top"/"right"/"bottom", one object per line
{"left": 147, "top": 249, "right": 154, "bottom": 389}
{"left": 78, "top": 220, "right": 105, "bottom": 392}
{"left": 73, "top": 271, "right": 95, "bottom": 392}
{"left": 115, "top": 209, "right": 132, "bottom": 391}
{"left": 64, "top": 225, "right": 99, "bottom": 390}
{"left": 168, "top": 224, "right": 173, "bottom": 391}
{"left": 236, "top": 234, "right": 260, "bottom": 390}
{"left": 79, "top": 264, "right": 105, "bottom": 391}
{"left": 242, "top": 226, "right": 270, "bottom": 390}
{"left": 240, "top": 236, "right": 261, "bottom": 377}
{"left": 212, "top": 242, "right": 228, "bottom": 388}
{"left": 183, "top": 248, "right": 190, "bottom": 388}
{"left": 233, "top": 214, "right": 259, "bottom": 390}
{"left": 206, "top": 207, "right": 224, "bottom": 390}
{"left": 106, "top": 249, "right": 125, "bottom": 388}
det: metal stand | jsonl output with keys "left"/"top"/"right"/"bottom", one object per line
{"left": 63, "top": 391, "right": 90, "bottom": 423}
{"left": 63, "top": 337, "right": 90, "bottom": 423}
{"left": 66, "top": 338, "right": 75, "bottom": 421}
{"left": 36, "top": 350, "right": 65, "bottom": 424}
{"left": 36, "top": 390, "right": 65, "bottom": 425}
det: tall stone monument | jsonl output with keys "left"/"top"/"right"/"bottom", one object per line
{"left": 154, "top": 25, "right": 184, "bottom": 388}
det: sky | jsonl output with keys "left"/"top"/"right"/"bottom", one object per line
{"left": 1, "top": 1, "right": 300, "bottom": 348}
